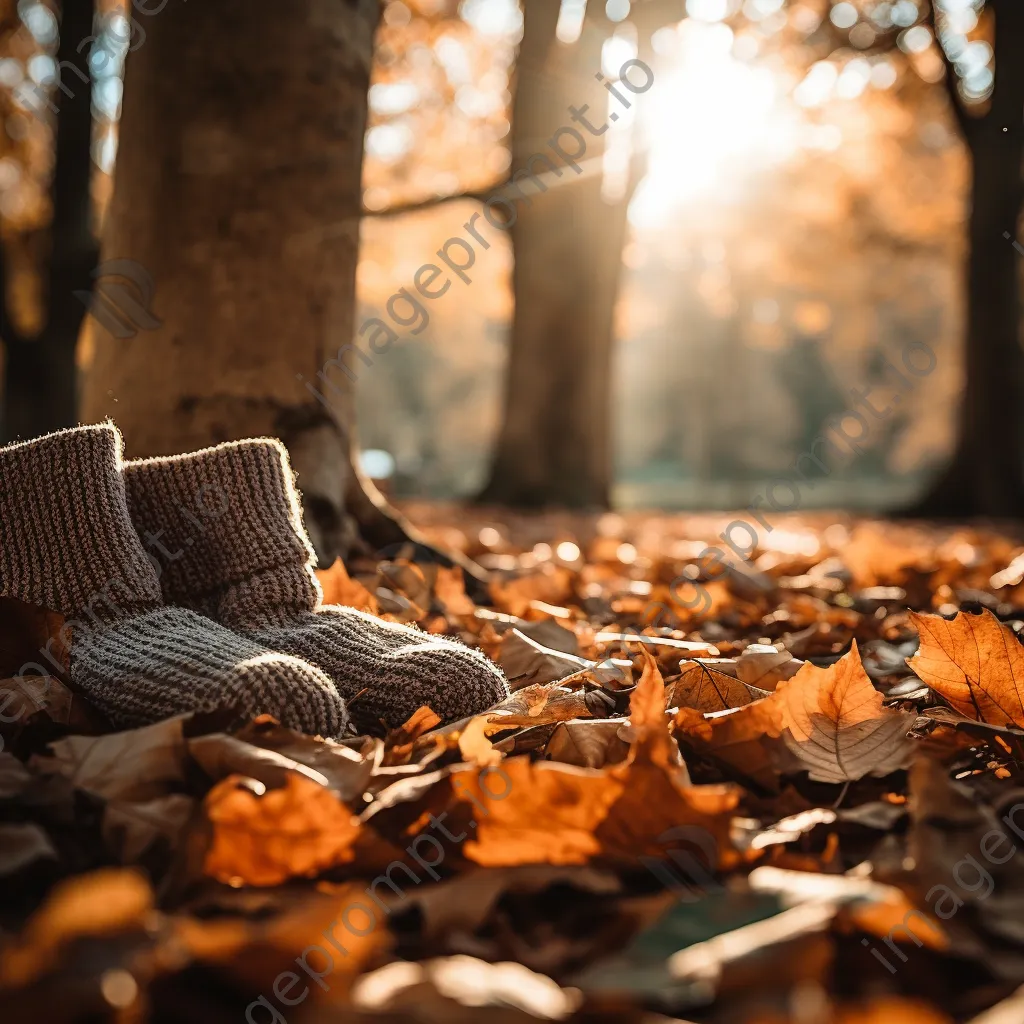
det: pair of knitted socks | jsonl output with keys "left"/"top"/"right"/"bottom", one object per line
{"left": 0, "top": 425, "right": 508, "bottom": 737}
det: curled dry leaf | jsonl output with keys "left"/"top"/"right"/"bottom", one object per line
{"left": 476, "top": 682, "right": 592, "bottom": 731}
{"left": 203, "top": 774, "right": 361, "bottom": 887}
{"left": 386, "top": 705, "right": 443, "bottom": 760}
{"left": 0, "top": 823, "right": 57, "bottom": 878}
{"left": 457, "top": 715, "right": 503, "bottom": 766}
{"left": 674, "top": 700, "right": 790, "bottom": 793}
{"left": 909, "top": 608, "right": 1024, "bottom": 727}
{"left": 734, "top": 644, "right": 803, "bottom": 691}
{"left": 499, "top": 628, "right": 589, "bottom": 689}
{"left": 232, "top": 718, "right": 375, "bottom": 801}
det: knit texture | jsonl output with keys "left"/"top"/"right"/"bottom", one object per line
{"left": 123, "top": 438, "right": 510, "bottom": 734}
{"left": 0, "top": 424, "right": 161, "bottom": 619}
{"left": 1, "top": 425, "right": 349, "bottom": 737}
{"left": 123, "top": 438, "right": 317, "bottom": 619}
{"left": 74, "top": 607, "right": 349, "bottom": 736}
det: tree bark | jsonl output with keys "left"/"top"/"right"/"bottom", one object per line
{"left": 904, "top": 0, "right": 1024, "bottom": 517}
{"left": 1, "top": 0, "right": 96, "bottom": 443}
{"left": 477, "top": 0, "right": 641, "bottom": 509}
{"left": 78, "top": 0, "right": 430, "bottom": 566}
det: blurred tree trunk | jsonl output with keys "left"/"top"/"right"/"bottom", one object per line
{"left": 907, "top": 0, "right": 1024, "bottom": 517}
{"left": 79, "top": 0, "right": 431, "bottom": 565}
{"left": 1, "top": 0, "right": 96, "bottom": 443}
{"left": 478, "top": 0, "right": 645, "bottom": 509}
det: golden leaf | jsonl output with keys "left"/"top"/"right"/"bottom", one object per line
{"left": 908, "top": 608, "right": 1024, "bottom": 727}
{"left": 774, "top": 642, "right": 914, "bottom": 783}
{"left": 203, "top": 774, "right": 360, "bottom": 887}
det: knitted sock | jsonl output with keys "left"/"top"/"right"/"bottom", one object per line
{"left": 0, "top": 425, "right": 348, "bottom": 737}
{"left": 123, "top": 438, "right": 510, "bottom": 733}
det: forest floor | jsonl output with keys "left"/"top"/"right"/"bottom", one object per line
{"left": 4, "top": 506, "right": 1024, "bottom": 1023}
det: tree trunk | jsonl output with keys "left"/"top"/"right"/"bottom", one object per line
{"left": 905, "top": 0, "right": 1024, "bottom": 518}
{"left": 78, "top": 0, "right": 422, "bottom": 566}
{"left": 1, "top": 0, "right": 96, "bottom": 443}
{"left": 477, "top": 1, "right": 640, "bottom": 509}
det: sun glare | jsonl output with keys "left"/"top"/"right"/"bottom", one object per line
{"left": 630, "top": 19, "right": 796, "bottom": 226}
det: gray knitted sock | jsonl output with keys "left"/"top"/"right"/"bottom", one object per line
{"left": 0, "top": 425, "right": 348, "bottom": 737}
{"left": 123, "top": 438, "right": 510, "bottom": 734}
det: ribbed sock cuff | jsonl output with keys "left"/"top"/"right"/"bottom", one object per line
{"left": 123, "top": 438, "right": 321, "bottom": 618}
{"left": 0, "top": 424, "right": 162, "bottom": 618}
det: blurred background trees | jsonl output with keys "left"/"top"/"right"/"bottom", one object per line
{"left": 0, "top": 0, "right": 1019, "bottom": 523}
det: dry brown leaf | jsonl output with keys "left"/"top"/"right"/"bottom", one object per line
{"left": 673, "top": 645, "right": 911, "bottom": 786}
{"left": 387, "top": 706, "right": 442, "bottom": 748}
{"left": 668, "top": 659, "right": 766, "bottom": 712}
{"left": 32, "top": 716, "right": 189, "bottom": 802}
{"left": 544, "top": 720, "right": 631, "bottom": 768}
{"left": 734, "top": 644, "right": 803, "bottom": 691}
{"left": 203, "top": 774, "right": 361, "bottom": 886}
{"left": 674, "top": 700, "right": 791, "bottom": 792}
{"left": 451, "top": 755, "right": 737, "bottom": 869}
{"left": 909, "top": 608, "right": 1024, "bottom": 727}
{"left": 316, "top": 558, "right": 379, "bottom": 614}
{"left": 102, "top": 794, "right": 195, "bottom": 864}
{"left": 773, "top": 642, "right": 915, "bottom": 782}
{"left": 0, "top": 823, "right": 57, "bottom": 879}
{"left": 232, "top": 718, "right": 375, "bottom": 800}
{"left": 498, "top": 628, "right": 588, "bottom": 688}
{"left": 476, "top": 682, "right": 592, "bottom": 730}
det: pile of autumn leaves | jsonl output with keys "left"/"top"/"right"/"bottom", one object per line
{"left": 4, "top": 516, "right": 1024, "bottom": 1022}
{"left": 198, "top": 609, "right": 1024, "bottom": 887}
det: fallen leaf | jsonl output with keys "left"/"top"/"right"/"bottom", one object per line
{"left": 233, "top": 717, "right": 374, "bottom": 800}
{"left": 774, "top": 643, "right": 915, "bottom": 783}
{"left": 316, "top": 558, "right": 379, "bottom": 614}
{"left": 103, "top": 793, "right": 195, "bottom": 863}
{"left": 734, "top": 644, "right": 803, "bottom": 691}
{"left": 434, "top": 566, "right": 476, "bottom": 616}
{"left": 458, "top": 715, "right": 502, "bottom": 766}
{"left": 31, "top": 716, "right": 189, "bottom": 802}
{"left": 203, "top": 774, "right": 361, "bottom": 886}
{"left": 498, "top": 629, "right": 592, "bottom": 689}
{"left": 909, "top": 609, "right": 1024, "bottom": 727}
{"left": 668, "top": 659, "right": 767, "bottom": 712}
{"left": 544, "top": 720, "right": 631, "bottom": 768}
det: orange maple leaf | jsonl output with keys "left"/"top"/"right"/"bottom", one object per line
{"left": 908, "top": 608, "right": 1024, "bottom": 727}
